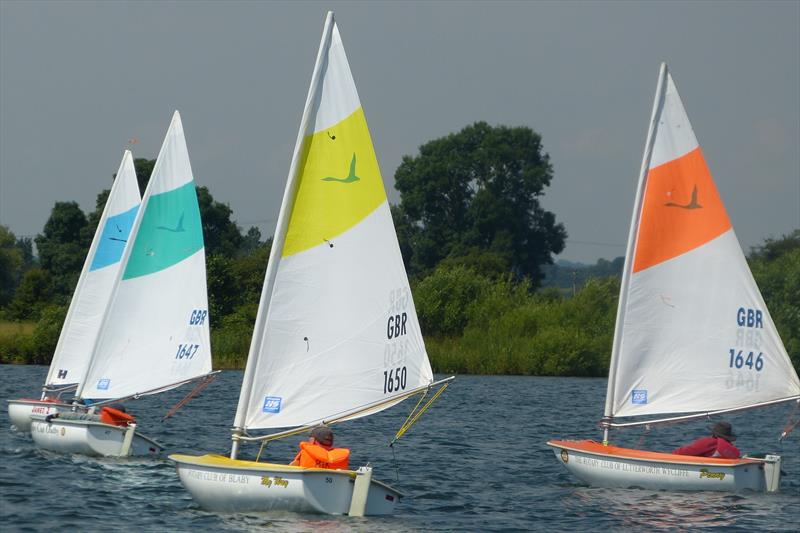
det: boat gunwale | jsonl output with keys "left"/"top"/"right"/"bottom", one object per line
{"left": 169, "top": 453, "right": 404, "bottom": 495}
{"left": 7, "top": 398, "right": 72, "bottom": 407}
{"left": 547, "top": 439, "right": 765, "bottom": 467}
{"left": 29, "top": 414, "right": 164, "bottom": 449}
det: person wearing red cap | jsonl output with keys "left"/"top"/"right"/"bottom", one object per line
{"left": 290, "top": 425, "right": 350, "bottom": 470}
{"left": 672, "top": 421, "right": 741, "bottom": 459}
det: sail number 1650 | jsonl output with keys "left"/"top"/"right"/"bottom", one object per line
{"left": 383, "top": 366, "right": 407, "bottom": 394}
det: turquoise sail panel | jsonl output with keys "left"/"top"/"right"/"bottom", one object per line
{"left": 89, "top": 205, "right": 139, "bottom": 272}
{"left": 123, "top": 182, "right": 204, "bottom": 280}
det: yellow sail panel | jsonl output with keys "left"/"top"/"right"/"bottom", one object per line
{"left": 283, "top": 107, "right": 386, "bottom": 257}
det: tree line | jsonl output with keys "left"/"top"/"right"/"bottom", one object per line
{"left": 1, "top": 122, "right": 798, "bottom": 375}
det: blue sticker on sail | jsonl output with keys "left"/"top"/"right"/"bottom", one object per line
{"left": 97, "top": 378, "right": 111, "bottom": 390}
{"left": 262, "top": 396, "right": 282, "bottom": 413}
{"left": 631, "top": 389, "right": 647, "bottom": 404}
{"left": 90, "top": 205, "right": 139, "bottom": 271}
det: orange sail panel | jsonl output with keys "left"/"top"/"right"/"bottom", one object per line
{"left": 633, "top": 147, "right": 732, "bottom": 273}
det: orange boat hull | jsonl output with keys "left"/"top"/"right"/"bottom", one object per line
{"left": 547, "top": 440, "right": 781, "bottom": 492}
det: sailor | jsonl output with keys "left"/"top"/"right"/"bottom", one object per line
{"left": 672, "top": 421, "right": 741, "bottom": 459}
{"left": 290, "top": 425, "right": 350, "bottom": 470}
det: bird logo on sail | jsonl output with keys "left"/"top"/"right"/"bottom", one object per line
{"left": 157, "top": 213, "right": 186, "bottom": 232}
{"left": 664, "top": 185, "right": 702, "bottom": 209}
{"left": 109, "top": 222, "right": 128, "bottom": 243}
{"left": 321, "top": 153, "right": 360, "bottom": 183}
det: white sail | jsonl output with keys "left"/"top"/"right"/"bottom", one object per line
{"left": 45, "top": 151, "right": 141, "bottom": 388}
{"left": 77, "top": 112, "right": 212, "bottom": 401}
{"left": 234, "top": 12, "right": 433, "bottom": 431}
{"left": 606, "top": 65, "right": 800, "bottom": 420}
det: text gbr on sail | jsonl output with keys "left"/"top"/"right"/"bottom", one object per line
{"left": 387, "top": 312, "right": 407, "bottom": 339}
{"left": 736, "top": 308, "right": 762, "bottom": 328}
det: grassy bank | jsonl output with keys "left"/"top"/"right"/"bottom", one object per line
{"left": 4, "top": 231, "right": 798, "bottom": 375}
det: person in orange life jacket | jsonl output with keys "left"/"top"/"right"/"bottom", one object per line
{"left": 290, "top": 426, "right": 350, "bottom": 470}
{"left": 672, "top": 421, "right": 741, "bottom": 459}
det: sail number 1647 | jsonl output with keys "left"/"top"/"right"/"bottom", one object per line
{"left": 728, "top": 349, "right": 764, "bottom": 371}
{"left": 176, "top": 343, "right": 200, "bottom": 359}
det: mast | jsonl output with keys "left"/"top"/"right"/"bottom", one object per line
{"left": 230, "top": 12, "right": 335, "bottom": 459}
{"left": 43, "top": 150, "right": 135, "bottom": 394}
{"left": 602, "top": 62, "right": 668, "bottom": 444}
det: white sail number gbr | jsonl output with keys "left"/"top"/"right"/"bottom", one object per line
{"left": 729, "top": 307, "right": 765, "bottom": 372}
{"left": 384, "top": 288, "right": 410, "bottom": 394}
{"left": 175, "top": 309, "right": 206, "bottom": 360}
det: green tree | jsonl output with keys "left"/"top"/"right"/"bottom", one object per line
{"left": 34, "top": 202, "right": 89, "bottom": 299}
{"left": 749, "top": 230, "right": 800, "bottom": 368}
{"left": 240, "top": 226, "right": 264, "bottom": 256}
{"left": 196, "top": 186, "right": 243, "bottom": 256}
{"left": 0, "top": 225, "right": 24, "bottom": 306}
{"left": 6, "top": 268, "right": 53, "bottom": 320}
{"left": 133, "top": 157, "right": 155, "bottom": 194}
{"left": 394, "top": 122, "right": 567, "bottom": 284}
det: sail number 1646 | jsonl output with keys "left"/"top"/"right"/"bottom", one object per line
{"left": 383, "top": 366, "right": 407, "bottom": 394}
{"left": 728, "top": 349, "right": 764, "bottom": 371}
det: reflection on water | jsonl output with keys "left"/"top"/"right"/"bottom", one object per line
{"left": 567, "top": 488, "right": 742, "bottom": 530}
{"left": 1, "top": 366, "right": 798, "bottom": 532}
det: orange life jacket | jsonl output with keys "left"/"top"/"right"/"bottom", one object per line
{"left": 99, "top": 406, "right": 135, "bottom": 427}
{"left": 294, "top": 442, "right": 350, "bottom": 470}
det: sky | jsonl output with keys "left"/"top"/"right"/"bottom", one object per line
{"left": 1, "top": 0, "right": 798, "bottom": 264}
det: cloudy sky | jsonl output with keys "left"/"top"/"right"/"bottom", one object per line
{"left": 1, "top": 1, "right": 797, "bottom": 263}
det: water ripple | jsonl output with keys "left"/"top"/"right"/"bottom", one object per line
{"left": 1, "top": 367, "right": 798, "bottom": 531}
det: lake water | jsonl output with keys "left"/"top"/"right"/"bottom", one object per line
{"left": 1, "top": 365, "right": 798, "bottom": 531}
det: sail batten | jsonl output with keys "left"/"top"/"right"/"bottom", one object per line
{"left": 605, "top": 65, "right": 800, "bottom": 422}
{"left": 235, "top": 12, "right": 434, "bottom": 434}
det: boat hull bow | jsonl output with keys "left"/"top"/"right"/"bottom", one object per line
{"left": 7, "top": 399, "right": 71, "bottom": 432}
{"left": 547, "top": 440, "right": 781, "bottom": 492}
{"left": 170, "top": 453, "right": 401, "bottom": 515}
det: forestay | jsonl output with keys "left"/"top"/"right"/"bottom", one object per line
{"left": 605, "top": 65, "right": 800, "bottom": 421}
{"left": 45, "top": 151, "right": 140, "bottom": 389}
{"left": 235, "top": 12, "right": 434, "bottom": 431}
{"left": 77, "top": 112, "right": 212, "bottom": 401}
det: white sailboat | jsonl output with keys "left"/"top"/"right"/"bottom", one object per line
{"left": 547, "top": 63, "right": 800, "bottom": 492}
{"left": 8, "top": 151, "right": 141, "bottom": 432}
{"left": 171, "top": 12, "right": 452, "bottom": 516}
{"left": 31, "top": 112, "right": 216, "bottom": 457}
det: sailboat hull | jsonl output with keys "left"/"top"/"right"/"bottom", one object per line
{"left": 30, "top": 415, "right": 163, "bottom": 457}
{"left": 7, "top": 399, "right": 71, "bottom": 432}
{"left": 170, "top": 454, "right": 401, "bottom": 515}
{"left": 547, "top": 440, "right": 782, "bottom": 492}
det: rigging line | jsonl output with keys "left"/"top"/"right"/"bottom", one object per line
{"left": 636, "top": 425, "right": 651, "bottom": 449}
{"left": 603, "top": 394, "right": 800, "bottom": 429}
{"left": 779, "top": 400, "right": 800, "bottom": 442}
{"left": 84, "top": 370, "right": 221, "bottom": 408}
{"left": 235, "top": 376, "right": 456, "bottom": 444}
{"left": 390, "top": 389, "right": 429, "bottom": 447}
{"left": 390, "top": 381, "right": 450, "bottom": 446}
{"left": 255, "top": 440, "right": 268, "bottom": 462}
{"left": 391, "top": 443, "right": 400, "bottom": 482}
{"left": 162, "top": 374, "right": 217, "bottom": 421}
{"left": 42, "top": 383, "right": 78, "bottom": 394}
{"left": 565, "top": 239, "right": 625, "bottom": 248}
